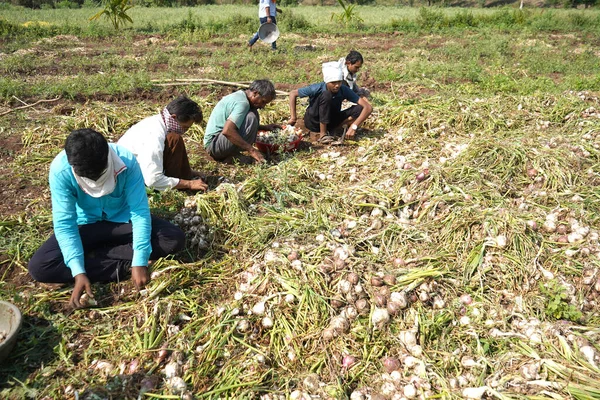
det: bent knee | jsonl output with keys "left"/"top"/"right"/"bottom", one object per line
{"left": 162, "top": 225, "right": 186, "bottom": 254}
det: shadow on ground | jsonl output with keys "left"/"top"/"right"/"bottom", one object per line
{"left": 0, "top": 314, "right": 60, "bottom": 397}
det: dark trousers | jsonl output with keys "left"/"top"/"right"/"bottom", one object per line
{"left": 304, "top": 90, "right": 363, "bottom": 133}
{"left": 164, "top": 132, "right": 193, "bottom": 180}
{"left": 28, "top": 216, "right": 185, "bottom": 284}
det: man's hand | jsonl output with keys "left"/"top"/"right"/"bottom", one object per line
{"left": 249, "top": 148, "right": 266, "bottom": 163}
{"left": 175, "top": 176, "right": 208, "bottom": 192}
{"left": 267, "top": 16, "right": 272, "bottom": 23}
{"left": 189, "top": 178, "right": 208, "bottom": 192}
{"left": 70, "top": 274, "right": 94, "bottom": 309}
{"left": 131, "top": 266, "right": 150, "bottom": 291}
{"left": 346, "top": 126, "right": 357, "bottom": 138}
{"left": 287, "top": 117, "right": 297, "bottom": 126}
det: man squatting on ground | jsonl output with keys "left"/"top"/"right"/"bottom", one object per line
{"left": 288, "top": 61, "right": 373, "bottom": 141}
{"left": 248, "top": 0, "right": 281, "bottom": 51}
{"left": 118, "top": 96, "right": 208, "bottom": 192}
{"left": 28, "top": 129, "right": 185, "bottom": 308}
{"left": 339, "top": 50, "right": 370, "bottom": 98}
{"left": 204, "top": 79, "right": 281, "bottom": 164}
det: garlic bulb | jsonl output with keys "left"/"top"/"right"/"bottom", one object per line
{"left": 372, "top": 308, "right": 390, "bottom": 327}
{"left": 339, "top": 279, "right": 352, "bottom": 294}
{"left": 252, "top": 301, "right": 266, "bottom": 315}
{"left": 262, "top": 316, "right": 274, "bottom": 329}
{"left": 330, "top": 316, "right": 350, "bottom": 334}
{"left": 403, "top": 383, "right": 417, "bottom": 399}
{"left": 399, "top": 330, "right": 417, "bottom": 348}
{"left": 462, "top": 386, "right": 488, "bottom": 399}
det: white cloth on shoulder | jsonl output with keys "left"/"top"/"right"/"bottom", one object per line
{"left": 73, "top": 146, "right": 127, "bottom": 198}
{"left": 322, "top": 61, "right": 344, "bottom": 83}
{"left": 338, "top": 56, "right": 356, "bottom": 90}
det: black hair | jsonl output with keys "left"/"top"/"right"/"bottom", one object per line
{"left": 166, "top": 95, "right": 203, "bottom": 123}
{"left": 65, "top": 128, "right": 109, "bottom": 181}
{"left": 249, "top": 79, "right": 276, "bottom": 99}
{"left": 346, "top": 50, "right": 364, "bottom": 65}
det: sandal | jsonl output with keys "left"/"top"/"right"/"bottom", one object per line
{"left": 318, "top": 135, "right": 335, "bottom": 144}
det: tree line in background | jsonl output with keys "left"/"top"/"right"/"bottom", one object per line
{"left": 2, "top": 0, "right": 597, "bottom": 10}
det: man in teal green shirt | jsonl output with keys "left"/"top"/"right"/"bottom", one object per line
{"left": 204, "top": 80, "right": 280, "bottom": 163}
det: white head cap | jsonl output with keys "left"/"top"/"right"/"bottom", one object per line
{"left": 322, "top": 61, "right": 344, "bottom": 83}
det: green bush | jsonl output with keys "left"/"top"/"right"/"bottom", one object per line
{"left": 388, "top": 16, "right": 417, "bottom": 31}
{"left": 169, "top": 9, "right": 201, "bottom": 31}
{"left": 0, "top": 17, "right": 23, "bottom": 37}
{"left": 529, "top": 10, "right": 560, "bottom": 30}
{"left": 279, "top": 9, "right": 313, "bottom": 30}
{"left": 417, "top": 7, "right": 447, "bottom": 29}
{"left": 278, "top": 0, "right": 298, "bottom": 5}
{"left": 568, "top": 12, "right": 591, "bottom": 27}
{"left": 484, "top": 9, "right": 527, "bottom": 27}
{"left": 55, "top": 0, "right": 81, "bottom": 8}
{"left": 450, "top": 10, "right": 478, "bottom": 27}
{"left": 82, "top": 0, "right": 100, "bottom": 6}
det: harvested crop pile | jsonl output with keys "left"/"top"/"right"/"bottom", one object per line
{"left": 2, "top": 90, "right": 600, "bottom": 398}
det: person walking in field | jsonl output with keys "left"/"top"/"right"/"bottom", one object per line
{"left": 28, "top": 129, "right": 186, "bottom": 309}
{"left": 288, "top": 61, "right": 373, "bottom": 143}
{"left": 247, "top": 0, "right": 281, "bottom": 51}
{"left": 118, "top": 95, "right": 208, "bottom": 192}
{"left": 338, "top": 50, "right": 370, "bottom": 98}
{"left": 204, "top": 79, "right": 281, "bottom": 164}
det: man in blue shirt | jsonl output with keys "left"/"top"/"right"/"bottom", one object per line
{"left": 288, "top": 61, "right": 373, "bottom": 142}
{"left": 28, "top": 129, "right": 185, "bottom": 308}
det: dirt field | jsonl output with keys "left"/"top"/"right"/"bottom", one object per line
{"left": 1, "top": 22, "right": 600, "bottom": 398}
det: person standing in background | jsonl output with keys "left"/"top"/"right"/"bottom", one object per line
{"left": 248, "top": 0, "right": 282, "bottom": 51}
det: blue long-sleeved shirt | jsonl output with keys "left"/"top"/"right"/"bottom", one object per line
{"left": 49, "top": 144, "right": 152, "bottom": 277}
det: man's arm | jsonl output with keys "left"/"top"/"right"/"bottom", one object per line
{"left": 259, "top": 123, "right": 284, "bottom": 131}
{"left": 346, "top": 96, "right": 373, "bottom": 138}
{"left": 288, "top": 89, "right": 299, "bottom": 126}
{"left": 123, "top": 159, "right": 153, "bottom": 289}
{"left": 49, "top": 163, "right": 95, "bottom": 307}
{"left": 266, "top": 6, "right": 272, "bottom": 23}
{"left": 222, "top": 119, "right": 265, "bottom": 162}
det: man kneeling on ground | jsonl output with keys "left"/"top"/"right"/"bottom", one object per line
{"left": 204, "top": 79, "right": 281, "bottom": 164}
{"left": 28, "top": 129, "right": 186, "bottom": 308}
{"left": 118, "top": 95, "right": 208, "bottom": 192}
{"left": 288, "top": 61, "right": 372, "bottom": 143}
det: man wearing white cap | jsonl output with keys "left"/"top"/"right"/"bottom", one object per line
{"left": 288, "top": 61, "right": 372, "bottom": 142}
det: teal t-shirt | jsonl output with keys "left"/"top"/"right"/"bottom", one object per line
{"left": 204, "top": 90, "right": 250, "bottom": 148}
